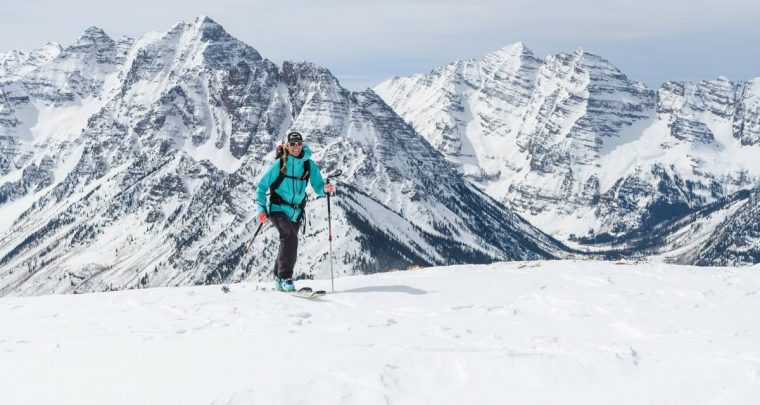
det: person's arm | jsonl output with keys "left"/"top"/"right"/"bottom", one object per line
{"left": 256, "top": 162, "right": 281, "bottom": 213}
{"left": 309, "top": 160, "right": 328, "bottom": 197}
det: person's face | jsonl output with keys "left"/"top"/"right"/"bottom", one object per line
{"left": 286, "top": 141, "right": 303, "bottom": 154}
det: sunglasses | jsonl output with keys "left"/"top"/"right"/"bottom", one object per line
{"left": 288, "top": 142, "right": 303, "bottom": 146}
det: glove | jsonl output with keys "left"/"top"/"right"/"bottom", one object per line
{"left": 258, "top": 212, "right": 268, "bottom": 224}
{"left": 324, "top": 183, "right": 335, "bottom": 194}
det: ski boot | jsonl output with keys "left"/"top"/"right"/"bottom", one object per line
{"left": 274, "top": 276, "right": 296, "bottom": 292}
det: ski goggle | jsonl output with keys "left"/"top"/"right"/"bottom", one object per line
{"left": 289, "top": 141, "right": 303, "bottom": 146}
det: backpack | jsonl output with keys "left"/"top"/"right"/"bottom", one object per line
{"left": 269, "top": 144, "right": 311, "bottom": 223}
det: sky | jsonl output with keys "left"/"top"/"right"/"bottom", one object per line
{"left": 1, "top": 0, "right": 759, "bottom": 90}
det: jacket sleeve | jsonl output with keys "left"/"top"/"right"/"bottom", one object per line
{"left": 309, "top": 160, "right": 327, "bottom": 197}
{"left": 256, "top": 162, "right": 281, "bottom": 213}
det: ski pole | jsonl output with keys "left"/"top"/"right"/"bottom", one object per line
{"left": 327, "top": 179, "right": 334, "bottom": 293}
{"left": 325, "top": 170, "right": 343, "bottom": 292}
{"left": 226, "top": 220, "right": 266, "bottom": 292}
{"left": 243, "top": 221, "right": 265, "bottom": 256}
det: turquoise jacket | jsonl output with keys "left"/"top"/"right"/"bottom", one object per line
{"left": 256, "top": 144, "right": 327, "bottom": 222}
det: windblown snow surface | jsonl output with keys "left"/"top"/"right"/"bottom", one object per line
{"left": 1, "top": 260, "right": 759, "bottom": 405}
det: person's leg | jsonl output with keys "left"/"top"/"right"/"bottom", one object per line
{"left": 272, "top": 247, "right": 280, "bottom": 278}
{"left": 269, "top": 212, "right": 301, "bottom": 280}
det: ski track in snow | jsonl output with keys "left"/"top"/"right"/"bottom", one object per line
{"left": 1, "top": 260, "right": 759, "bottom": 405}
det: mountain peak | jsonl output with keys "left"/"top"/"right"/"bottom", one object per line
{"left": 554, "top": 47, "right": 624, "bottom": 78}
{"left": 189, "top": 15, "right": 230, "bottom": 42}
{"left": 42, "top": 41, "right": 63, "bottom": 53}
{"left": 157, "top": 16, "right": 261, "bottom": 68}
{"left": 165, "top": 16, "right": 228, "bottom": 41}
{"left": 497, "top": 42, "right": 532, "bottom": 56}
{"left": 66, "top": 25, "right": 116, "bottom": 61}
{"left": 194, "top": 15, "right": 217, "bottom": 25}
{"left": 571, "top": 47, "right": 605, "bottom": 62}
{"left": 483, "top": 42, "right": 542, "bottom": 67}
{"left": 77, "top": 26, "right": 114, "bottom": 45}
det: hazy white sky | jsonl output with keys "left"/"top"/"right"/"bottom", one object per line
{"left": 1, "top": 0, "right": 759, "bottom": 90}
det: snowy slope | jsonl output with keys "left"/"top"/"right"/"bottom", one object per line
{"left": 375, "top": 45, "right": 760, "bottom": 257}
{"left": 1, "top": 260, "right": 759, "bottom": 405}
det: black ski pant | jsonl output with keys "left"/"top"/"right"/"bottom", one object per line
{"left": 269, "top": 211, "right": 301, "bottom": 280}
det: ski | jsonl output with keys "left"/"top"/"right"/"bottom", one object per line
{"left": 222, "top": 284, "right": 326, "bottom": 298}
{"left": 289, "top": 287, "right": 326, "bottom": 299}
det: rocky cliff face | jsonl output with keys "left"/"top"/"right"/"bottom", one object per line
{"left": 375, "top": 43, "right": 542, "bottom": 183}
{"left": 376, "top": 45, "right": 760, "bottom": 263}
{"left": 0, "top": 17, "right": 567, "bottom": 296}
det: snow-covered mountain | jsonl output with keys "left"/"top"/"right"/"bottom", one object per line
{"left": 0, "top": 42, "right": 62, "bottom": 84}
{"left": 375, "top": 45, "right": 760, "bottom": 260}
{"left": 3, "top": 261, "right": 759, "bottom": 405}
{"left": 0, "top": 17, "right": 568, "bottom": 296}
{"left": 601, "top": 187, "right": 760, "bottom": 266}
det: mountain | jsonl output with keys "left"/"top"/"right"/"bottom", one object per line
{"left": 0, "top": 42, "right": 62, "bottom": 84}
{"left": 0, "top": 17, "right": 568, "bottom": 296}
{"left": 689, "top": 187, "right": 760, "bottom": 265}
{"left": 3, "top": 261, "right": 759, "bottom": 405}
{"left": 375, "top": 44, "right": 760, "bottom": 261}
{"left": 604, "top": 187, "right": 760, "bottom": 266}
{"left": 374, "top": 43, "right": 542, "bottom": 183}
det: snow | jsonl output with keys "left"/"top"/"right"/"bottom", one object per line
{"left": 26, "top": 97, "right": 102, "bottom": 148}
{"left": 0, "top": 167, "right": 24, "bottom": 186}
{"left": 1, "top": 260, "right": 759, "bottom": 405}
{"left": 0, "top": 144, "right": 83, "bottom": 239}
{"left": 341, "top": 190, "right": 443, "bottom": 263}
{"left": 0, "top": 193, "right": 38, "bottom": 235}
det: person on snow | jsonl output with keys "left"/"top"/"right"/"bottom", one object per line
{"left": 255, "top": 131, "right": 334, "bottom": 292}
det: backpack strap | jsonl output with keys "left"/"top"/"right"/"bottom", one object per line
{"left": 270, "top": 159, "right": 310, "bottom": 192}
{"left": 269, "top": 159, "right": 312, "bottom": 219}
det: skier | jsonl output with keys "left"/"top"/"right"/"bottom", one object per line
{"left": 255, "top": 131, "right": 334, "bottom": 292}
